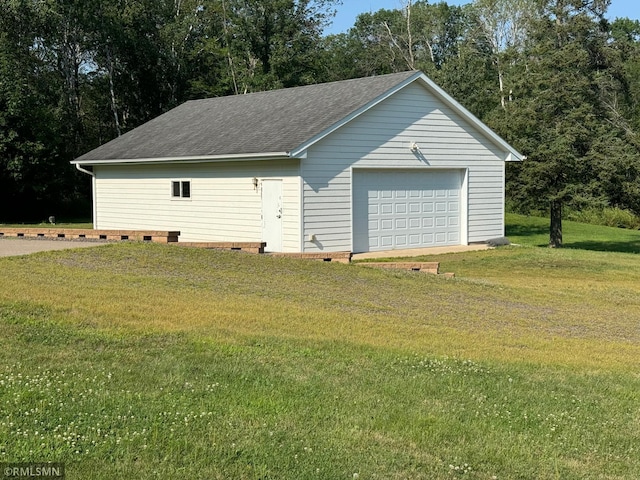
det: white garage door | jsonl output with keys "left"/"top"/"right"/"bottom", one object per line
{"left": 353, "top": 169, "right": 463, "bottom": 253}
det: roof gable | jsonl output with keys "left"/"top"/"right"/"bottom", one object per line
{"left": 291, "top": 72, "right": 523, "bottom": 162}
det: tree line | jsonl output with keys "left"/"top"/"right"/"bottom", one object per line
{"left": 1, "top": 0, "right": 639, "bottom": 246}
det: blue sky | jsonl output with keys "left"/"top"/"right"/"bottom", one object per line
{"left": 324, "top": 0, "right": 640, "bottom": 35}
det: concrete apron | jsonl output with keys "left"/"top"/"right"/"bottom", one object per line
{"left": 0, "top": 238, "right": 108, "bottom": 257}
{"left": 351, "top": 243, "right": 491, "bottom": 260}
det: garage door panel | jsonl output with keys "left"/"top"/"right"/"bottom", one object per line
{"left": 422, "top": 203, "right": 434, "bottom": 213}
{"left": 353, "top": 169, "right": 463, "bottom": 253}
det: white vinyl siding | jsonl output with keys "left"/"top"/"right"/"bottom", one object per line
{"left": 301, "top": 81, "right": 507, "bottom": 252}
{"left": 93, "top": 160, "right": 301, "bottom": 251}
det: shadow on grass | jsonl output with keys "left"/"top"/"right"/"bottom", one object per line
{"left": 564, "top": 240, "right": 640, "bottom": 254}
{"left": 506, "top": 218, "right": 640, "bottom": 254}
{"left": 506, "top": 224, "right": 548, "bottom": 238}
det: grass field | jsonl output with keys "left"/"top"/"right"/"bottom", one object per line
{"left": 0, "top": 214, "right": 639, "bottom": 479}
{"left": 0, "top": 221, "right": 94, "bottom": 229}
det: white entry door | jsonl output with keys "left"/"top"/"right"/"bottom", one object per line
{"left": 261, "top": 180, "right": 283, "bottom": 252}
{"left": 353, "top": 169, "right": 463, "bottom": 253}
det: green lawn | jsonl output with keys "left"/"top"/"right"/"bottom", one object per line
{"left": 0, "top": 214, "right": 639, "bottom": 479}
{"left": 0, "top": 221, "right": 93, "bottom": 229}
{"left": 505, "top": 212, "right": 640, "bottom": 253}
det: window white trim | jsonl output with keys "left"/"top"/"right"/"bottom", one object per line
{"left": 171, "top": 180, "right": 192, "bottom": 200}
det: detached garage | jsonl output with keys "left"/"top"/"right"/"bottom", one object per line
{"left": 72, "top": 70, "right": 523, "bottom": 254}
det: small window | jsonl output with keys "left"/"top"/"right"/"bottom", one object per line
{"left": 171, "top": 180, "right": 191, "bottom": 199}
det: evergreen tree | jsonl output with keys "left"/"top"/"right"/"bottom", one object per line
{"left": 497, "top": 0, "right": 614, "bottom": 246}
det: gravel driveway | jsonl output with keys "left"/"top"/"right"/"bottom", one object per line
{"left": 0, "top": 238, "right": 108, "bottom": 257}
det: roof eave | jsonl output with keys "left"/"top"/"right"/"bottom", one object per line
{"left": 506, "top": 153, "right": 526, "bottom": 162}
{"left": 71, "top": 151, "right": 292, "bottom": 167}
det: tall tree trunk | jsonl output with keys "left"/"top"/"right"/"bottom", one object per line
{"left": 222, "top": 0, "right": 239, "bottom": 95}
{"left": 497, "top": 58, "right": 506, "bottom": 109}
{"left": 382, "top": 0, "right": 417, "bottom": 70}
{"left": 404, "top": 0, "right": 415, "bottom": 69}
{"left": 549, "top": 200, "right": 563, "bottom": 247}
{"left": 105, "top": 44, "right": 122, "bottom": 137}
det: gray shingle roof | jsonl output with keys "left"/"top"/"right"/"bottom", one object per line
{"left": 74, "top": 71, "right": 420, "bottom": 162}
